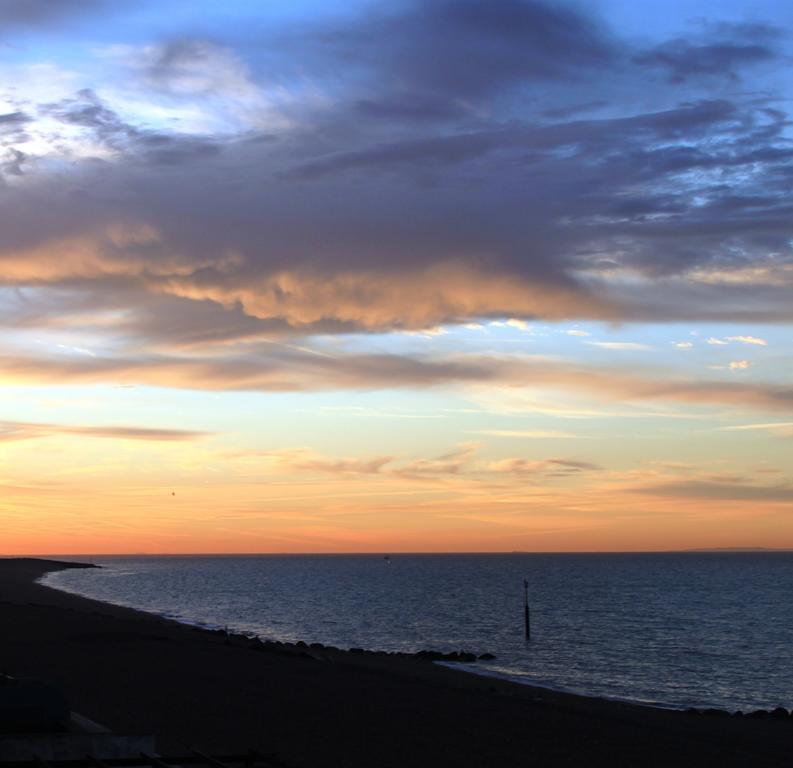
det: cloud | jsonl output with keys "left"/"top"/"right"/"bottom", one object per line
{"left": 0, "top": 0, "right": 789, "bottom": 359}
{"left": 634, "top": 22, "right": 781, "bottom": 83}
{"left": 634, "top": 479, "right": 793, "bottom": 503}
{"left": 470, "top": 430, "right": 579, "bottom": 439}
{"left": 487, "top": 457, "right": 601, "bottom": 476}
{"left": 135, "top": 39, "right": 258, "bottom": 99}
{"left": 726, "top": 336, "right": 768, "bottom": 346}
{"left": 314, "top": 0, "right": 615, "bottom": 106}
{"left": 1, "top": 348, "right": 790, "bottom": 412}
{"left": 261, "top": 442, "right": 599, "bottom": 484}
{"left": 720, "top": 422, "right": 793, "bottom": 438}
{"left": 40, "top": 88, "right": 224, "bottom": 163}
{"left": 586, "top": 342, "right": 652, "bottom": 351}
{"left": 0, "top": 1, "right": 118, "bottom": 31}
{"left": 706, "top": 335, "right": 768, "bottom": 350}
{"left": 0, "top": 420, "right": 210, "bottom": 443}
{"left": 393, "top": 443, "right": 480, "bottom": 479}
{"left": 284, "top": 452, "right": 395, "bottom": 476}
{"left": 729, "top": 360, "right": 751, "bottom": 370}
{"left": 264, "top": 443, "right": 480, "bottom": 480}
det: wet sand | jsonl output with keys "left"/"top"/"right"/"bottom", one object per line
{"left": 1, "top": 557, "right": 790, "bottom": 767}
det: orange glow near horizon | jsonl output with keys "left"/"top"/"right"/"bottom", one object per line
{"left": 1, "top": 412, "right": 791, "bottom": 555}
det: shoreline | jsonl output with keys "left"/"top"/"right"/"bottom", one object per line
{"left": 42, "top": 569, "right": 684, "bottom": 715}
{"left": 41, "top": 567, "right": 661, "bottom": 713}
{"left": 2, "top": 558, "right": 792, "bottom": 767}
{"left": 39, "top": 557, "right": 785, "bottom": 715}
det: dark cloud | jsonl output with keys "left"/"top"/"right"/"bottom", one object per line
{"left": 0, "top": 113, "right": 31, "bottom": 174}
{"left": 45, "top": 89, "right": 138, "bottom": 150}
{"left": 321, "top": 0, "right": 615, "bottom": 101}
{"left": 0, "top": 0, "right": 96, "bottom": 26}
{"left": 539, "top": 101, "right": 607, "bottom": 120}
{"left": 636, "top": 41, "right": 775, "bottom": 83}
{"left": 353, "top": 95, "right": 470, "bottom": 123}
{"left": 283, "top": 100, "right": 741, "bottom": 180}
{"left": 0, "top": 112, "right": 30, "bottom": 127}
{"left": 0, "top": 0, "right": 790, "bottom": 347}
{"left": 141, "top": 39, "right": 214, "bottom": 92}
{"left": 41, "top": 90, "right": 222, "bottom": 166}
{"left": 1, "top": 148, "right": 26, "bottom": 176}
{"left": 0, "top": 0, "right": 130, "bottom": 31}
{"left": 634, "top": 23, "right": 783, "bottom": 83}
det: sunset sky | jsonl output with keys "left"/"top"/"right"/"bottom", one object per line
{"left": 1, "top": 0, "right": 791, "bottom": 554}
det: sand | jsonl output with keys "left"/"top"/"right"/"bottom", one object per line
{"left": 0, "top": 557, "right": 790, "bottom": 767}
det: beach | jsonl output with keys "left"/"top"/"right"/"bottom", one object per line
{"left": 1, "top": 558, "right": 790, "bottom": 767}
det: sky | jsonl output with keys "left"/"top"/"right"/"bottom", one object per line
{"left": 0, "top": 0, "right": 791, "bottom": 554}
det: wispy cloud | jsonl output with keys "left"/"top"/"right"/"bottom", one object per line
{"left": 586, "top": 342, "right": 652, "bottom": 351}
{"left": 719, "top": 422, "right": 793, "bottom": 438}
{"left": 727, "top": 336, "right": 768, "bottom": 346}
{"left": 262, "top": 443, "right": 600, "bottom": 484}
{"left": 0, "top": 349, "right": 790, "bottom": 412}
{"left": 633, "top": 480, "right": 793, "bottom": 503}
{"left": 707, "top": 336, "right": 768, "bottom": 346}
{"left": 469, "top": 429, "right": 580, "bottom": 439}
{"left": 487, "top": 458, "right": 602, "bottom": 476}
{"left": 0, "top": 420, "right": 210, "bottom": 443}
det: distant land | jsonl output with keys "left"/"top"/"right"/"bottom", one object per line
{"left": 682, "top": 547, "right": 793, "bottom": 553}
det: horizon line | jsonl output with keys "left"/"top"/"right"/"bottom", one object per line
{"left": 5, "top": 547, "right": 792, "bottom": 558}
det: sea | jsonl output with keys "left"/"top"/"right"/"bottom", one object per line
{"left": 40, "top": 552, "right": 793, "bottom": 712}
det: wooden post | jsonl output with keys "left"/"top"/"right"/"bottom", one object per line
{"left": 523, "top": 578, "right": 530, "bottom": 640}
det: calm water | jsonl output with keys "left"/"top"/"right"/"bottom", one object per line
{"left": 42, "top": 553, "right": 793, "bottom": 712}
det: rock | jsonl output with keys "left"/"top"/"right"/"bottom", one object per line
{"left": 457, "top": 652, "right": 477, "bottom": 663}
{"left": 747, "top": 710, "right": 768, "bottom": 719}
{"left": 770, "top": 707, "right": 789, "bottom": 720}
{"left": 478, "top": 653, "right": 497, "bottom": 661}
{"left": 309, "top": 642, "right": 325, "bottom": 649}
{"left": 414, "top": 650, "right": 444, "bottom": 661}
{"left": 348, "top": 647, "right": 365, "bottom": 654}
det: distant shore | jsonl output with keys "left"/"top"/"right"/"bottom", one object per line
{"left": 1, "top": 558, "right": 791, "bottom": 767}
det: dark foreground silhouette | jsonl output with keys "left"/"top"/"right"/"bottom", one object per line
{"left": 0, "top": 558, "right": 790, "bottom": 767}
